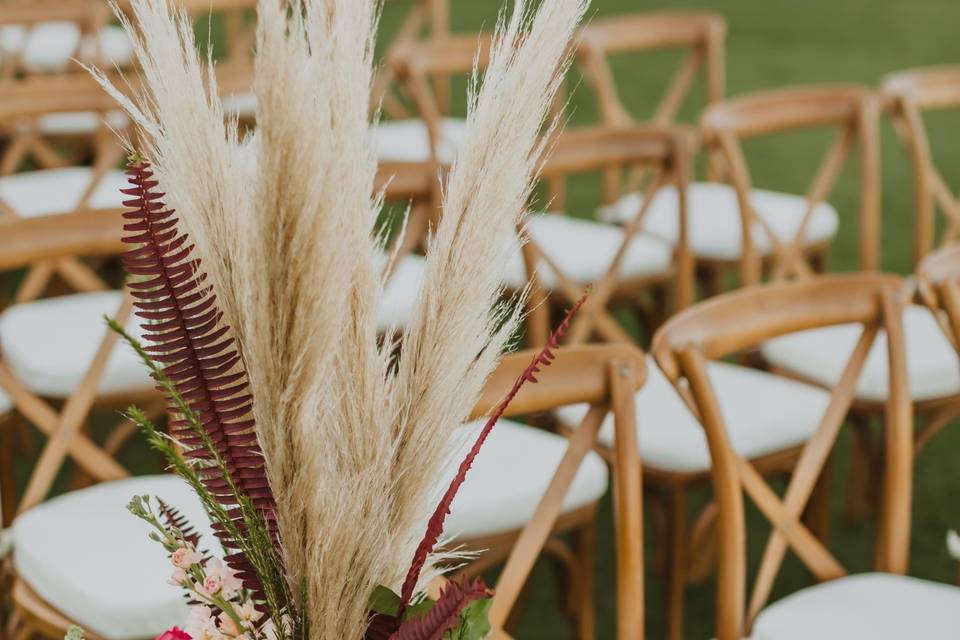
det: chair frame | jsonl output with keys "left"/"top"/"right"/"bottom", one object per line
{"left": 467, "top": 344, "right": 646, "bottom": 640}
{"left": 0, "top": 76, "right": 131, "bottom": 305}
{"left": 521, "top": 125, "right": 695, "bottom": 349}
{"left": 651, "top": 273, "right": 912, "bottom": 640}
{"left": 372, "top": 0, "right": 449, "bottom": 119}
{"left": 699, "top": 84, "right": 882, "bottom": 291}
{"left": 883, "top": 66, "right": 960, "bottom": 267}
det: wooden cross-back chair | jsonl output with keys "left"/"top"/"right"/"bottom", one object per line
{"left": 376, "top": 33, "right": 492, "bottom": 164}
{"left": 698, "top": 85, "right": 881, "bottom": 290}
{"left": 0, "top": 212, "right": 197, "bottom": 640}
{"left": 372, "top": 0, "right": 449, "bottom": 119}
{"left": 576, "top": 11, "right": 726, "bottom": 130}
{"left": 0, "top": 76, "right": 132, "bottom": 307}
{"left": 883, "top": 66, "right": 960, "bottom": 267}
{"left": 649, "top": 273, "right": 960, "bottom": 640}
{"left": 510, "top": 125, "right": 694, "bottom": 348}
{"left": 463, "top": 344, "right": 646, "bottom": 640}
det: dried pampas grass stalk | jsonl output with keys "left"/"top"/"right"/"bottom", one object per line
{"left": 92, "top": 0, "right": 587, "bottom": 637}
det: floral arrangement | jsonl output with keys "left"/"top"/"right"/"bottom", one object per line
{"left": 79, "top": 0, "right": 589, "bottom": 638}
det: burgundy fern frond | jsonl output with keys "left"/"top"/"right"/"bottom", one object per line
{"left": 395, "top": 292, "right": 590, "bottom": 610}
{"left": 157, "top": 498, "right": 203, "bottom": 550}
{"left": 391, "top": 578, "right": 490, "bottom": 640}
{"left": 121, "top": 160, "right": 280, "bottom": 600}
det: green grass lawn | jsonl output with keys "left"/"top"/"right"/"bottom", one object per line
{"left": 9, "top": 2, "right": 960, "bottom": 639}
{"left": 385, "top": 1, "right": 960, "bottom": 638}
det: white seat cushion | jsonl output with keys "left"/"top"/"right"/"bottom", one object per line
{"left": 378, "top": 254, "right": 426, "bottom": 332}
{"left": 0, "top": 167, "right": 129, "bottom": 218}
{"left": 0, "top": 23, "right": 133, "bottom": 73}
{"left": 556, "top": 361, "right": 831, "bottom": 473}
{"left": 599, "top": 182, "right": 839, "bottom": 261}
{"left": 446, "top": 419, "right": 608, "bottom": 539}
{"left": 503, "top": 213, "right": 675, "bottom": 291}
{"left": 373, "top": 118, "right": 467, "bottom": 163}
{"left": 13, "top": 475, "right": 213, "bottom": 640}
{"left": 762, "top": 304, "right": 960, "bottom": 403}
{"left": 751, "top": 573, "right": 960, "bottom": 639}
{"left": 0, "top": 291, "right": 153, "bottom": 397}
{"left": 36, "top": 110, "right": 130, "bottom": 137}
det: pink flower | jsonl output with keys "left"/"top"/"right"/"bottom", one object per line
{"left": 200, "top": 558, "right": 243, "bottom": 599}
{"left": 156, "top": 627, "right": 191, "bottom": 640}
{"left": 234, "top": 601, "right": 262, "bottom": 624}
{"left": 168, "top": 568, "right": 188, "bottom": 587}
{"left": 172, "top": 546, "right": 204, "bottom": 569}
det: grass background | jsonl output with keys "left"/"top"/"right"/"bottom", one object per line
{"left": 8, "top": 1, "right": 960, "bottom": 639}
{"left": 377, "top": 1, "right": 960, "bottom": 638}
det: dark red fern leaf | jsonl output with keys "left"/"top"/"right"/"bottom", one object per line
{"left": 157, "top": 497, "right": 203, "bottom": 550}
{"left": 396, "top": 292, "right": 590, "bottom": 611}
{"left": 121, "top": 160, "right": 280, "bottom": 601}
{"left": 391, "top": 578, "right": 490, "bottom": 640}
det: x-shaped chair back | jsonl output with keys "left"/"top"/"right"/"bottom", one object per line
{"left": 0, "top": 0, "right": 113, "bottom": 80}
{"left": 577, "top": 11, "right": 726, "bottom": 128}
{"left": 0, "top": 211, "right": 145, "bottom": 527}
{"left": 470, "top": 344, "right": 646, "bottom": 640}
{"left": 651, "top": 273, "right": 913, "bottom": 640}
{"left": 0, "top": 76, "right": 131, "bottom": 305}
{"left": 883, "top": 66, "right": 960, "bottom": 267}
{"left": 575, "top": 12, "right": 725, "bottom": 202}
{"left": 523, "top": 125, "right": 695, "bottom": 346}
{"left": 701, "top": 85, "right": 882, "bottom": 286}
{"left": 372, "top": 0, "right": 449, "bottom": 118}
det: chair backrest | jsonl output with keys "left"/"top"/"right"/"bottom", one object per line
{"left": 701, "top": 85, "right": 882, "bottom": 285}
{"left": 373, "top": 0, "right": 449, "bottom": 118}
{"left": 521, "top": 125, "right": 694, "bottom": 346}
{"left": 470, "top": 343, "right": 647, "bottom": 640}
{"left": 650, "top": 273, "right": 912, "bottom": 640}
{"left": 575, "top": 11, "right": 726, "bottom": 127}
{"left": 883, "top": 66, "right": 960, "bottom": 267}
{"left": 390, "top": 33, "right": 493, "bottom": 157}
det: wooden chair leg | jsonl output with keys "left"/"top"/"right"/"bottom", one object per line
{"left": 803, "top": 453, "right": 832, "bottom": 548}
{"left": 1, "top": 412, "right": 16, "bottom": 528}
{"left": 573, "top": 519, "right": 597, "bottom": 640}
{"left": 664, "top": 484, "right": 688, "bottom": 640}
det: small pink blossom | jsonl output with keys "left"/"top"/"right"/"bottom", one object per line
{"left": 234, "top": 601, "right": 262, "bottom": 624}
{"left": 185, "top": 606, "right": 219, "bottom": 640}
{"left": 172, "top": 546, "right": 204, "bottom": 569}
{"left": 200, "top": 558, "right": 243, "bottom": 598}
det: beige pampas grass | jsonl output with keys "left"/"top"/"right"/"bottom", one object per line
{"left": 93, "top": 0, "right": 587, "bottom": 637}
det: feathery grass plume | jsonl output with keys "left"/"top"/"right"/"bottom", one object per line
{"left": 92, "top": 0, "right": 589, "bottom": 637}
{"left": 382, "top": 0, "right": 590, "bottom": 593}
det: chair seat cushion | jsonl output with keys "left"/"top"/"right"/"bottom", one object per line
{"left": 502, "top": 213, "right": 675, "bottom": 291}
{"left": 598, "top": 182, "right": 839, "bottom": 261}
{"left": 761, "top": 304, "right": 960, "bottom": 403}
{"left": 12, "top": 475, "right": 213, "bottom": 640}
{"left": 36, "top": 110, "right": 130, "bottom": 137}
{"left": 0, "top": 23, "right": 133, "bottom": 73}
{"left": 445, "top": 419, "right": 608, "bottom": 539}
{"left": 0, "top": 291, "right": 152, "bottom": 397}
{"left": 378, "top": 254, "right": 426, "bottom": 332}
{"left": 751, "top": 573, "right": 960, "bottom": 639}
{"left": 0, "top": 167, "right": 128, "bottom": 218}
{"left": 556, "top": 361, "right": 830, "bottom": 473}
{"left": 373, "top": 118, "right": 467, "bottom": 163}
